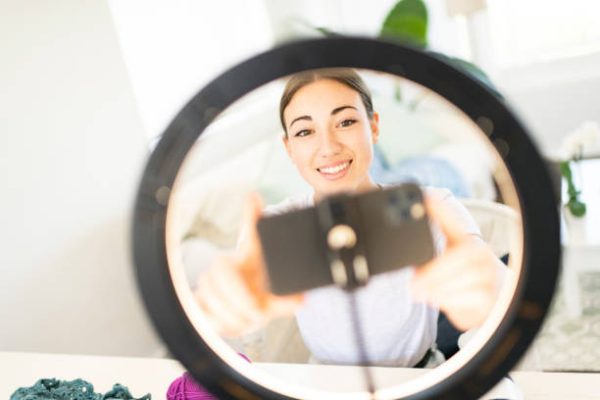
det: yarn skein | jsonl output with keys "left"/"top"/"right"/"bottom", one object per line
{"left": 10, "top": 378, "right": 151, "bottom": 400}
{"left": 166, "top": 353, "right": 251, "bottom": 400}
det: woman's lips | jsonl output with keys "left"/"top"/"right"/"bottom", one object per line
{"left": 316, "top": 160, "right": 352, "bottom": 180}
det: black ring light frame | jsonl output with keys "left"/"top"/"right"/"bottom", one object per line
{"left": 133, "top": 37, "right": 560, "bottom": 400}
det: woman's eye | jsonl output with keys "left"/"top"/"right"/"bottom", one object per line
{"left": 339, "top": 119, "right": 357, "bottom": 128}
{"left": 294, "top": 129, "right": 312, "bottom": 137}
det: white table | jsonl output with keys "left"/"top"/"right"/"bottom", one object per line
{"left": 2, "top": 352, "right": 600, "bottom": 400}
{"left": 0, "top": 352, "right": 184, "bottom": 399}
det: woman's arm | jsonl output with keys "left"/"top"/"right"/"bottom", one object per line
{"left": 410, "top": 191, "right": 507, "bottom": 331}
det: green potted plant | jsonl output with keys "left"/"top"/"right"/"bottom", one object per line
{"left": 557, "top": 121, "right": 600, "bottom": 218}
{"left": 559, "top": 160, "right": 586, "bottom": 218}
{"left": 379, "top": 0, "right": 500, "bottom": 96}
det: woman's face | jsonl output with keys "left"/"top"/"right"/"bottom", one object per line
{"left": 282, "top": 79, "right": 379, "bottom": 199}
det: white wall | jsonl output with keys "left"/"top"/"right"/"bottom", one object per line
{"left": 107, "top": 0, "right": 274, "bottom": 144}
{"left": 0, "top": 1, "right": 162, "bottom": 356}
{"left": 493, "top": 52, "right": 600, "bottom": 158}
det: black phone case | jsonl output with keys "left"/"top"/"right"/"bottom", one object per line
{"left": 257, "top": 183, "right": 435, "bottom": 295}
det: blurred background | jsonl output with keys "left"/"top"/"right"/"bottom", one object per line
{"left": 1, "top": 0, "right": 599, "bottom": 372}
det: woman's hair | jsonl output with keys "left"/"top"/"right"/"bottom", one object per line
{"left": 279, "top": 68, "right": 374, "bottom": 136}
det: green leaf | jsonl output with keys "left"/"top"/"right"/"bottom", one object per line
{"left": 567, "top": 199, "right": 587, "bottom": 217}
{"left": 314, "top": 26, "right": 343, "bottom": 38}
{"left": 380, "top": 0, "right": 428, "bottom": 48}
{"left": 559, "top": 160, "right": 572, "bottom": 180}
{"left": 561, "top": 160, "right": 587, "bottom": 216}
{"left": 560, "top": 160, "right": 580, "bottom": 196}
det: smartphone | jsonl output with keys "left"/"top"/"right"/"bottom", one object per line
{"left": 257, "top": 183, "right": 435, "bottom": 295}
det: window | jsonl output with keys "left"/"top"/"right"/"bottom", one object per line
{"left": 487, "top": 0, "right": 600, "bottom": 68}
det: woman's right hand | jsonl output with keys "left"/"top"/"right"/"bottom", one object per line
{"left": 194, "top": 193, "right": 304, "bottom": 337}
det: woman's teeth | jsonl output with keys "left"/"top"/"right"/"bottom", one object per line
{"left": 319, "top": 161, "right": 350, "bottom": 174}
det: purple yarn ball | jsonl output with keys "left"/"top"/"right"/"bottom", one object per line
{"left": 167, "top": 353, "right": 251, "bottom": 400}
{"left": 167, "top": 372, "right": 215, "bottom": 400}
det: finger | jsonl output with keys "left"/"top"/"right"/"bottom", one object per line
{"left": 416, "top": 243, "right": 505, "bottom": 300}
{"left": 412, "top": 266, "right": 484, "bottom": 301}
{"left": 208, "top": 256, "right": 265, "bottom": 324}
{"left": 196, "top": 272, "right": 252, "bottom": 335}
{"left": 435, "top": 291, "right": 496, "bottom": 330}
{"left": 424, "top": 191, "right": 471, "bottom": 247}
{"left": 236, "top": 192, "right": 264, "bottom": 261}
{"left": 195, "top": 278, "right": 246, "bottom": 335}
{"left": 413, "top": 238, "right": 490, "bottom": 291}
{"left": 413, "top": 269, "right": 496, "bottom": 307}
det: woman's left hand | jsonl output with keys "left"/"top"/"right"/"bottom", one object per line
{"left": 410, "top": 193, "right": 507, "bottom": 331}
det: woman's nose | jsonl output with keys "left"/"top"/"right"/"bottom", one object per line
{"left": 318, "top": 129, "right": 342, "bottom": 156}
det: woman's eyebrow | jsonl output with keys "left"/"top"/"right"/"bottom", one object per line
{"left": 331, "top": 105, "right": 357, "bottom": 115}
{"left": 288, "top": 105, "right": 357, "bottom": 129}
{"left": 289, "top": 115, "right": 311, "bottom": 129}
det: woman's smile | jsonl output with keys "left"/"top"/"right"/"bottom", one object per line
{"left": 316, "top": 159, "right": 353, "bottom": 180}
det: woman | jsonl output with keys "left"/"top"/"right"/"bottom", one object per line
{"left": 195, "top": 68, "right": 505, "bottom": 367}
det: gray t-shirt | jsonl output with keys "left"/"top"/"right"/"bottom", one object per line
{"left": 264, "top": 186, "right": 480, "bottom": 367}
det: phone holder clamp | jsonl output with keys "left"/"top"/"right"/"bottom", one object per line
{"left": 317, "top": 196, "right": 370, "bottom": 291}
